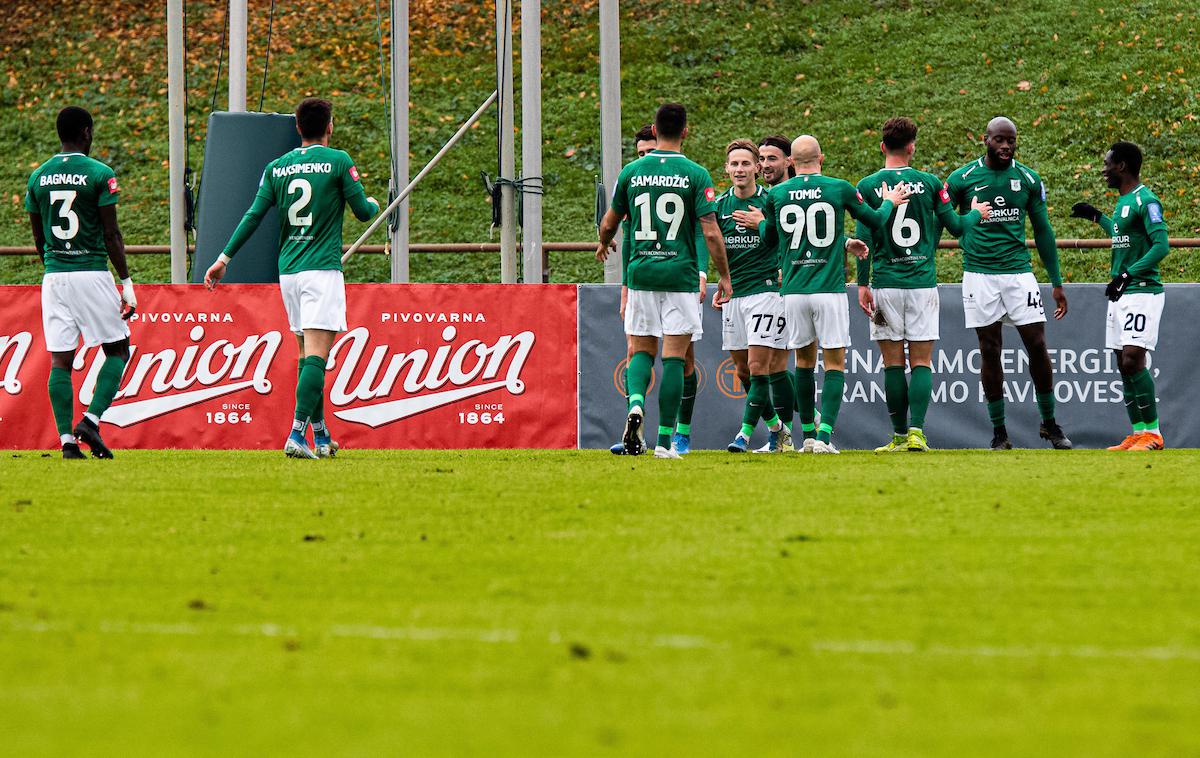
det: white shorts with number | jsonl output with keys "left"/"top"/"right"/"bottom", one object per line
{"left": 41, "top": 271, "right": 130, "bottom": 352}
{"left": 722, "top": 292, "right": 786, "bottom": 351}
{"left": 870, "top": 287, "right": 940, "bottom": 342}
{"left": 279, "top": 269, "right": 347, "bottom": 335}
{"left": 1106, "top": 292, "right": 1164, "bottom": 351}
{"left": 784, "top": 292, "right": 851, "bottom": 350}
{"left": 962, "top": 271, "right": 1046, "bottom": 328}
{"left": 624, "top": 289, "right": 702, "bottom": 337}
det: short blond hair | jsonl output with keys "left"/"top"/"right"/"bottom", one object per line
{"left": 725, "top": 139, "right": 760, "bottom": 161}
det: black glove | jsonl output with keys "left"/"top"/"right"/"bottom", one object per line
{"left": 1105, "top": 271, "right": 1132, "bottom": 301}
{"left": 1071, "top": 202, "right": 1101, "bottom": 224}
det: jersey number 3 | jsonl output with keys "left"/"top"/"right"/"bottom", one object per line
{"left": 287, "top": 178, "right": 314, "bottom": 227}
{"left": 49, "top": 190, "right": 79, "bottom": 241}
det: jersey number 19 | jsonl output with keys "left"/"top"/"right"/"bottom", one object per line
{"left": 633, "top": 192, "right": 684, "bottom": 242}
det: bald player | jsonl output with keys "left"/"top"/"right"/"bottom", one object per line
{"left": 945, "top": 117, "right": 1071, "bottom": 450}
{"left": 760, "top": 135, "right": 910, "bottom": 453}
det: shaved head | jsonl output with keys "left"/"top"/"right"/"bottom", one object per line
{"left": 984, "top": 116, "right": 1018, "bottom": 168}
{"left": 791, "top": 134, "right": 822, "bottom": 166}
{"left": 985, "top": 116, "right": 1017, "bottom": 138}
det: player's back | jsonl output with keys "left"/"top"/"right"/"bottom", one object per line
{"left": 856, "top": 167, "right": 942, "bottom": 289}
{"left": 769, "top": 173, "right": 856, "bottom": 295}
{"left": 26, "top": 153, "right": 117, "bottom": 274}
{"left": 617, "top": 150, "right": 712, "bottom": 293}
{"left": 262, "top": 145, "right": 359, "bottom": 274}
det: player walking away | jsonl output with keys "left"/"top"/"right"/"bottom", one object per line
{"left": 595, "top": 103, "right": 733, "bottom": 458}
{"left": 714, "top": 140, "right": 793, "bottom": 454}
{"left": 945, "top": 117, "right": 1072, "bottom": 451}
{"left": 204, "top": 98, "right": 379, "bottom": 459}
{"left": 1071, "top": 141, "right": 1169, "bottom": 451}
{"left": 607, "top": 125, "right": 707, "bottom": 454}
{"left": 856, "top": 117, "right": 991, "bottom": 452}
{"left": 26, "top": 106, "right": 137, "bottom": 459}
{"left": 760, "top": 135, "right": 910, "bottom": 454}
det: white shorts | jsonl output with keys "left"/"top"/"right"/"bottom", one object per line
{"left": 783, "top": 292, "right": 851, "bottom": 350}
{"left": 870, "top": 287, "right": 940, "bottom": 342}
{"left": 279, "top": 269, "right": 347, "bottom": 334}
{"left": 1106, "top": 292, "right": 1164, "bottom": 351}
{"left": 962, "top": 271, "right": 1046, "bottom": 329}
{"left": 624, "top": 289, "right": 702, "bottom": 337}
{"left": 722, "top": 292, "right": 786, "bottom": 351}
{"left": 692, "top": 298, "right": 704, "bottom": 343}
{"left": 41, "top": 271, "right": 130, "bottom": 352}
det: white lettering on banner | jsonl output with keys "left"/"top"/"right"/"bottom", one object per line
{"left": 0, "top": 332, "right": 32, "bottom": 394}
{"left": 128, "top": 312, "right": 234, "bottom": 324}
{"left": 79, "top": 326, "right": 281, "bottom": 426}
{"left": 326, "top": 325, "right": 533, "bottom": 428}
{"left": 379, "top": 312, "right": 486, "bottom": 324}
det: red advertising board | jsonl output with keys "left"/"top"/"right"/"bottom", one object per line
{"left": 0, "top": 284, "right": 578, "bottom": 449}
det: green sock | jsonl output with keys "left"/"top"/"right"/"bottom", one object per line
{"left": 817, "top": 370, "right": 845, "bottom": 443}
{"left": 48, "top": 367, "right": 75, "bottom": 437}
{"left": 1121, "top": 374, "right": 1143, "bottom": 430}
{"left": 677, "top": 370, "right": 698, "bottom": 428}
{"left": 987, "top": 398, "right": 1005, "bottom": 428}
{"left": 1130, "top": 368, "right": 1159, "bottom": 432}
{"left": 675, "top": 422, "right": 691, "bottom": 436}
{"left": 86, "top": 354, "right": 127, "bottom": 421}
{"left": 908, "top": 366, "right": 932, "bottom": 431}
{"left": 768, "top": 371, "right": 794, "bottom": 428}
{"left": 657, "top": 357, "right": 685, "bottom": 448}
{"left": 743, "top": 375, "right": 770, "bottom": 432}
{"left": 1035, "top": 391, "right": 1056, "bottom": 422}
{"left": 293, "top": 355, "right": 327, "bottom": 428}
{"left": 740, "top": 422, "right": 755, "bottom": 438}
{"left": 883, "top": 366, "right": 908, "bottom": 435}
{"left": 795, "top": 367, "right": 816, "bottom": 437}
{"left": 626, "top": 352, "right": 654, "bottom": 412}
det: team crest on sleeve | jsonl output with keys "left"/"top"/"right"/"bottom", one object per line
{"left": 1148, "top": 202, "right": 1164, "bottom": 223}
{"left": 107, "top": 177, "right": 120, "bottom": 194}
{"left": 349, "top": 165, "right": 361, "bottom": 182}
{"left": 704, "top": 187, "right": 716, "bottom": 202}
{"left": 855, "top": 190, "right": 864, "bottom": 203}
{"left": 938, "top": 186, "right": 950, "bottom": 203}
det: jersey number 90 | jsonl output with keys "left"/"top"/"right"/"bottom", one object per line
{"left": 780, "top": 202, "right": 836, "bottom": 250}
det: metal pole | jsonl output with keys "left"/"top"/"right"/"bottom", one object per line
{"left": 389, "top": 0, "right": 410, "bottom": 283}
{"left": 599, "top": 0, "right": 622, "bottom": 283}
{"left": 228, "top": 0, "right": 248, "bottom": 111}
{"left": 496, "top": 0, "right": 518, "bottom": 283}
{"left": 167, "top": 0, "right": 187, "bottom": 283}
{"left": 520, "top": 0, "right": 543, "bottom": 284}
{"left": 343, "top": 92, "right": 498, "bottom": 262}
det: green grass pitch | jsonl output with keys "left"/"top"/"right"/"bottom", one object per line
{"left": 1, "top": 449, "right": 1198, "bottom": 756}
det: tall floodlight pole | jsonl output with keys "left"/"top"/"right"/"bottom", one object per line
{"left": 599, "top": 0, "right": 622, "bottom": 283}
{"left": 167, "top": 0, "right": 187, "bottom": 283}
{"left": 496, "top": 0, "right": 518, "bottom": 283}
{"left": 390, "top": 0, "right": 410, "bottom": 283}
{"left": 520, "top": 0, "right": 543, "bottom": 283}
{"left": 229, "top": 0, "right": 248, "bottom": 111}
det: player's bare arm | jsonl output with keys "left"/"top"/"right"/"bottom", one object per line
{"left": 28, "top": 213, "right": 47, "bottom": 265}
{"left": 99, "top": 204, "right": 135, "bottom": 318}
{"left": 595, "top": 208, "right": 622, "bottom": 261}
{"left": 699, "top": 213, "right": 732, "bottom": 304}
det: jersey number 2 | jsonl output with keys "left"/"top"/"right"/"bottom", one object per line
{"left": 49, "top": 190, "right": 79, "bottom": 240}
{"left": 287, "top": 179, "right": 313, "bottom": 227}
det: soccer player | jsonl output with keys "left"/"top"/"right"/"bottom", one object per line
{"left": 714, "top": 140, "right": 793, "bottom": 453}
{"left": 758, "top": 134, "right": 796, "bottom": 186}
{"left": 1070, "top": 141, "right": 1168, "bottom": 450}
{"left": 595, "top": 103, "right": 733, "bottom": 458}
{"left": 760, "top": 135, "right": 909, "bottom": 453}
{"left": 26, "top": 106, "right": 136, "bottom": 459}
{"left": 945, "top": 117, "right": 1072, "bottom": 450}
{"left": 856, "top": 117, "right": 991, "bottom": 452}
{"left": 204, "top": 98, "right": 379, "bottom": 459}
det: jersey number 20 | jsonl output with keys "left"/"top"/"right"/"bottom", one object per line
{"left": 287, "top": 179, "right": 314, "bottom": 227}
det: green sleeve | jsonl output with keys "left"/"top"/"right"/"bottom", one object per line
{"left": 931, "top": 174, "right": 979, "bottom": 237}
{"left": 695, "top": 220, "right": 708, "bottom": 278}
{"left": 339, "top": 153, "right": 376, "bottom": 221}
{"left": 1029, "top": 204, "right": 1062, "bottom": 287}
{"left": 621, "top": 218, "right": 631, "bottom": 286}
{"left": 347, "top": 193, "right": 379, "bottom": 222}
{"left": 852, "top": 182, "right": 873, "bottom": 286}
{"left": 944, "top": 172, "right": 964, "bottom": 211}
{"left": 758, "top": 194, "right": 778, "bottom": 253}
{"left": 1096, "top": 214, "right": 1115, "bottom": 236}
{"left": 694, "top": 168, "right": 717, "bottom": 218}
{"left": 221, "top": 180, "right": 274, "bottom": 259}
{"left": 1126, "top": 201, "right": 1170, "bottom": 278}
{"left": 610, "top": 168, "right": 630, "bottom": 218}
{"left": 96, "top": 166, "right": 119, "bottom": 207}
{"left": 847, "top": 193, "right": 894, "bottom": 230}
{"left": 23, "top": 173, "right": 36, "bottom": 213}
{"left": 855, "top": 251, "right": 871, "bottom": 287}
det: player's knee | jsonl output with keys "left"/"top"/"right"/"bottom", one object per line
{"left": 102, "top": 339, "right": 130, "bottom": 362}
{"left": 1119, "top": 348, "right": 1145, "bottom": 375}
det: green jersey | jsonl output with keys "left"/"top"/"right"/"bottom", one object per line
{"left": 621, "top": 219, "right": 706, "bottom": 286}
{"left": 760, "top": 174, "right": 893, "bottom": 295}
{"left": 1102, "top": 184, "right": 1168, "bottom": 294}
{"left": 223, "top": 144, "right": 377, "bottom": 275}
{"left": 25, "top": 153, "right": 119, "bottom": 274}
{"left": 610, "top": 149, "right": 717, "bottom": 292}
{"left": 854, "top": 167, "right": 980, "bottom": 289}
{"left": 945, "top": 157, "right": 1062, "bottom": 286}
{"left": 716, "top": 185, "right": 776, "bottom": 298}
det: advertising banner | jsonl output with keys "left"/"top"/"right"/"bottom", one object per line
{"left": 579, "top": 283, "right": 1197, "bottom": 450}
{"left": 0, "top": 284, "right": 577, "bottom": 450}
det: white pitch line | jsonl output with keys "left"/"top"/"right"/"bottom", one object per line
{"left": 3, "top": 620, "right": 1199, "bottom": 662}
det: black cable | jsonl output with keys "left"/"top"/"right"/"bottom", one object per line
{"left": 210, "top": 5, "right": 227, "bottom": 113}
{"left": 258, "top": 0, "right": 277, "bottom": 111}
